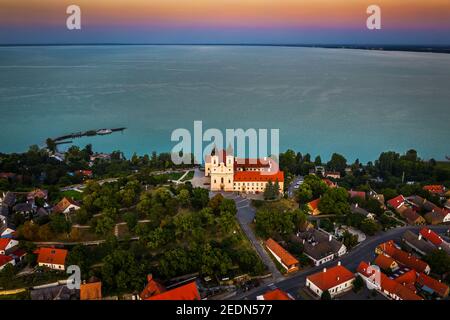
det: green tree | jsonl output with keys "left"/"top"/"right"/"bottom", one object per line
{"left": 327, "top": 153, "right": 347, "bottom": 173}
{"left": 353, "top": 275, "right": 364, "bottom": 293}
{"left": 318, "top": 187, "right": 350, "bottom": 215}
{"left": 424, "top": 250, "right": 450, "bottom": 275}
{"left": 321, "top": 290, "right": 332, "bottom": 300}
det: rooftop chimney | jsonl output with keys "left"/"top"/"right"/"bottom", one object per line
{"left": 418, "top": 234, "right": 422, "bottom": 241}
{"left": 323, "top": 268, "right": 327, "bottom": 273}
{"left": 329, "top": 234, "right": 332, "bottom": 242}
{"left": 338, "top": 261, "right": 341, "bottom": 266}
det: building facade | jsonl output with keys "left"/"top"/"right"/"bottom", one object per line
{"left": 205, "top": 149, "right": 284, "bottom": 194}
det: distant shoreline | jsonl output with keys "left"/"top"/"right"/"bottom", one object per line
{"left": 0, "top": 43, "right": 450, "bottom": 54}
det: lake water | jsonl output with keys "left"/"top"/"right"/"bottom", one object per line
{"left": 0, "top": 45, "right": 449, "bottom": 162}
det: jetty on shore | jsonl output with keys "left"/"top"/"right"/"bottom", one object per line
{"left": 48, "top": 127, "right": 126, "bottom": 145}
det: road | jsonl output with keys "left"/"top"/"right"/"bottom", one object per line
{"left": 210, "top": 191, "right": 283, "bottom": 281}
{"left": 231, "top": 225, "right": 449, "bottom": 300}
{"left": 287, "top": 176, "right": 304, "bottom": 198}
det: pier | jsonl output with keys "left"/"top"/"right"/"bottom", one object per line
{"left": 52, "top": 127, "right": 126, "bottom": 142}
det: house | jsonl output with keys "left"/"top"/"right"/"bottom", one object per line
{"left": 402, "top": 230, "right": 437, "bottom": 256}
{"left": 256, "top": 288, "right": 294, "bottom": 300}
{"left": 387, "top": 195, "right": 406, "bottom": 211}
{"left": 350, "top": 204, "right": 375, "bottom": 220}
{"left": 265, "top": 238, "right": 299, "bottom": 273}
{"left": 424, "top": 209, "right": 446, "bottom": 225}
{"left": 13, "top": 202, "right": 34, "bottom": 218}
{"left": 146, "top": 281, "right": 200, "bottom": 300}
{"left": 75, "top": 170, "right": 93, "bottom": 179}
{"left": 416, "top": 273, "right": 449, "bottom": 298}
{"left": 376, "top": 241, "right": 430, "bottom": 274}
{"left": 324, "top": 172, "right": 340, "bottom": 179}
{"left": 419, "top": 228, "right": 443, "bottom": 247}
{"left": 374, "top": 254, "right": 399, "bottom": 272}
{"left": 423, "top": 185, "right": 446, "bottom": 196}
{"left": 348, "top": 190, "right": 366, "bottom": 200}
{"left": 140, "top": 274, "right": 166, "bottom": 300}
{"left": 357, "top": 261, "right": 422, "bottom": 300}
{"left": 307, "top": 198, "right": 321, "bottom": 216}
{"left": 406, "top": 195, "right": 438, "bottom": 212}
{"left": 306, "top": 262, "right": 354, "bottom": 298}
{"left": 27, "top": 189, "right": 48, "bottom": 202}
{"left": 401, "top": 208, "right": 426, "bottom": 225}
{"left": 205, "top": 148, "right": 284, "bottom": 194}
{"left": 80, "top": 281, "right": 102, "bottom": 300}
{"left": 295, "top": 229, "right": 346, "bottom": 266}
{"left": 0, "top": 254, "right": 15, "bottom": 271}
{"left": 53, "top": 197, "right": 81, "bottom": 214}
{"left": 1, "top": 227, "right": 16, "bottom": 238}
{"left": 35, "top": 247, "right": 68, "bottom": 271}
{"left": 0, "top": 238, "right": 19, "bottom": 255}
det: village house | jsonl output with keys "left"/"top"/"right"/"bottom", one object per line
{"left": 257, "top": 288, "right": 294, "bottom": 300}
{"left": 420, "top": 227, "right": 450, "bottom": 254}
{"left": 205, "top": 148, "right": 284, "bottom": 194}
{"left": 146, "top": 281, "right": 201, "bottom": 300}
{"left": 324, "top": 172, "right": 340, "bottom": 179}
{"left": 368, "top": 190, "right": 386, "bottom": 210}
{"left": 348, "top": 190, "right": 366, "bottom": 200}
{"left": 295, "top": 229, "right": 346, "bottom": 266}
{"left": 374, "top": 254, "right": 399, "bottom": 272}
{"left": 424, "top": 208, "right": 447, "bottom": 225}
{"left": 416, "top": 272, "right": 449, "bottom": 298}
{"left": 140, "top": 274, "right": 166, "bottom": 300}
{"left": 402, "top": 230, "right": 437, "bottom": 256}
{"left": 307, "top": 198, "right": 321, "bottom": 216}
{"left": 35, "top": 247, "right": 68, "bottom": 271}
{"left": 265, "top": 238, "right": 299, "bottom": 273}
{"left": 399, "top": 207, "right": 426, "bottom": 225}
{"left": 80, "top": 281, "right": 102, "bottom": 300}
{"left": 306, "top": 262, "right": 355, "bottom": 298}
{"left": 376, "top": 241, "right": 430, "bottom": 274}
{"left": 0, "top": 238, "right": 19, "bottom": 255}
{"left": 423, "top": 185, "right": 446, "bottom": 197}
{"left": 322, "top": 178, "right": 337, "bottom": 188}
{"left": 357, "top": 261, "right": 423, "bottom": 300}
{"left": 387, "top": 195, "right": 406, "bottom": 211}
{"left": 53, "top": 197, "right": 81, "bottom": 215}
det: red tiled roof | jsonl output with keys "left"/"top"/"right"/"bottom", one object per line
{"left": 402, "top": 208, "right": 424, "bottom": 224}
{"left": 308, "top": 198, "right": 321, "bottom": 210}
{"left": 387, "top": 195, "right": 405, "bottom": 209}
{"left": 356, "top": 261, "right": 374, "bottom": 278}
{"left": 53, "top": 197, "right": 80, "bottom": 213}
{"left": 417, "top": 273, "right": 449, "bottom": 298}
{"left": 140, "top": 275, "right": 166, "bottom": 300}
{"left": 307, "top": 265, "right": 355, "bottom": 291}
{"left": 394, "top": 270, "right": 417, "bottom": 286}
{"left": 348, "top": 190, "right": 366, "bottom": 199}
{"left": 0, "top": 238, "right": 13, "bottom": 251}
{"left": 377, "top": 241, "right": 429, "bottom": 273}
{"left": 80, "top": 282, "right": 102, "bottom": 300}
{"left": 265, "top": 238, "right": 299, "bottom": 267}
{"left": 147, "top": 281, "right": 200, "bottom": 300}
{"left": 10, "top": 248, "right": 26, "bottom": 258}
{"left": 423, "top": 185, "right": 445, "bottom": 194}
{"left": 374, "top": 254, "right": 396, "bottom": 270}
{"left": 261, "top": 289, "right": 293, "bottom": 300}
{"left": 35, "top": 247, "right": 68, "bottom": 266}
{"left": 0, "top": 254, "right": 13, "bottom": 266}
{"left": 233, "top": 170, "right": 284, "bottom": 182}
{"left": 234, "top": 158, "right": 271, "bottom": 168}
{"left": 419, "top": 228, "right": 443, "bottom": 246}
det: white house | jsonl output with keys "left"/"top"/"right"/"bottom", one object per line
{"left": 0, "top": 238, "right": 19, "bottom": 255}
{"left": 305, "top": 262, "right": 355, "bottom": 298}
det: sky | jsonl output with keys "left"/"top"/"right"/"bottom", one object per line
{"left": 0, "top": 0, "right": 449, "bottom": 45}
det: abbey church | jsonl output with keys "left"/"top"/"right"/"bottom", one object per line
{"left": 204, "top": 147, "right": 284, "bottom": 194}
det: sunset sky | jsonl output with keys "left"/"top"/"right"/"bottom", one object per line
{"left": 1, "top": 0, "right": 449, "bottom": 44}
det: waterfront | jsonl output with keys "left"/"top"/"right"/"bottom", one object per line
{"left": 0, "top": 45, "right": 449, "bottom": 161}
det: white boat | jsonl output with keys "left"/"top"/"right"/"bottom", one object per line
{"left": 97, "top": 129, "right": 112, "bottom": 135}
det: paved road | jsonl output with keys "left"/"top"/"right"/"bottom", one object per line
{"left": 231, "top": 225, "right": 449, "bottom": 300}
{"left": 287, "top": 176, "right": 304, "bottom": 198}
{"left": 210, "top": 191, "right": 283, "bottom": 281}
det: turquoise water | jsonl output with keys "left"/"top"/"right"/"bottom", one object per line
{"left": 0, "top": 45, "right": 449, "bottom": 162}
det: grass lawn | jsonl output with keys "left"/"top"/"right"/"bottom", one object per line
{"left": 61, "top": 190, "right": 83, "bottom": 200}
{"left": 181, "top": 170, "right": 195, "bottom": 182}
